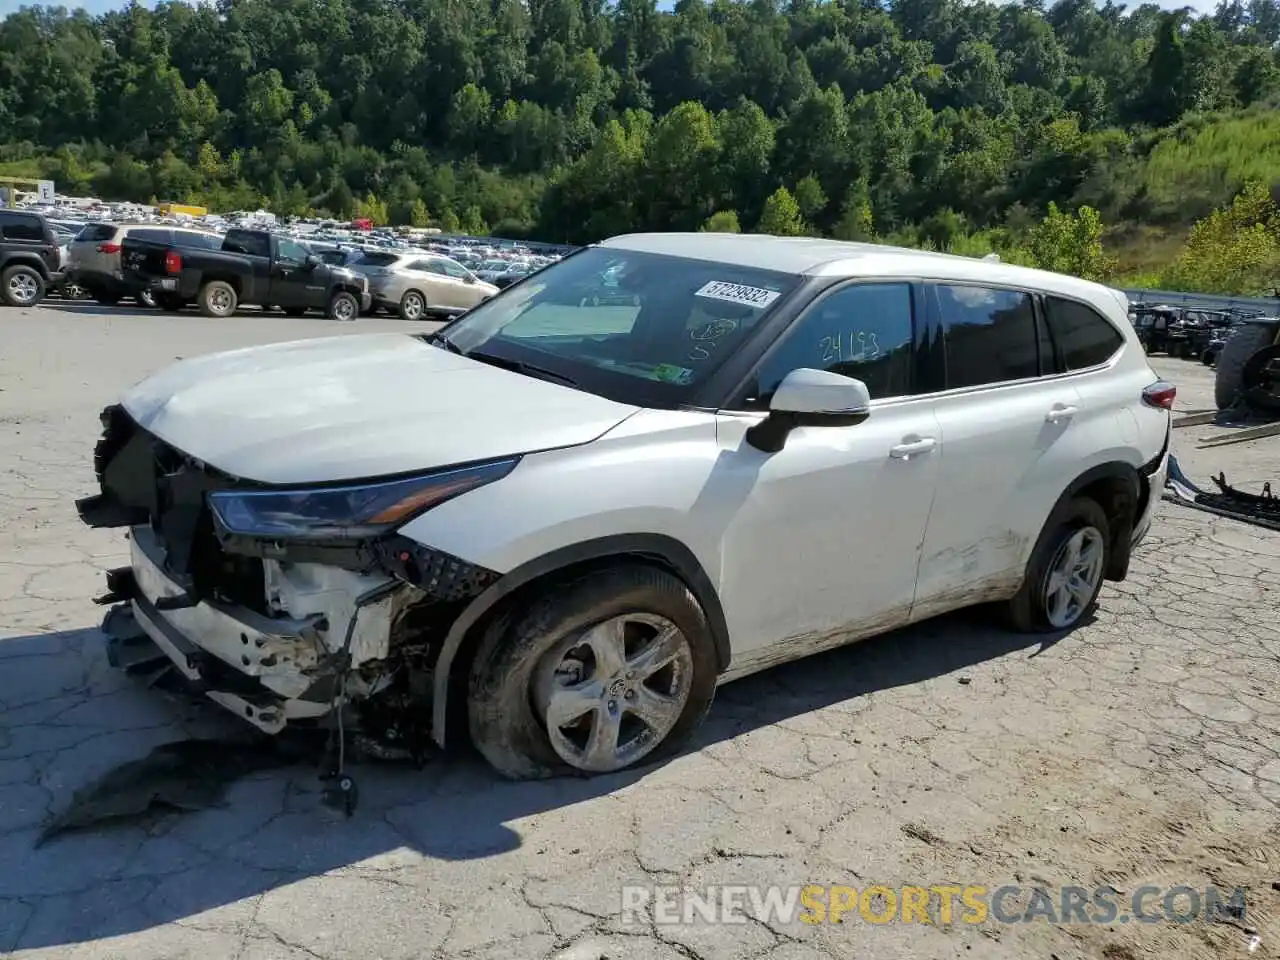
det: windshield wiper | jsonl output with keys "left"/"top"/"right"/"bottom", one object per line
{"left": 429, "top": 331, "right": 463, "bottom": 353}
{"left": 466, "top": 350, "right": 580, "bottom": 388}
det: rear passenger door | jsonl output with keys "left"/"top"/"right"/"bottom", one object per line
{"left": 911, "top": 282, "right": 1086, "bottom": 620}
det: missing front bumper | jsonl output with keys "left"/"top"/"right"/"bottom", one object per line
{"left": 103, "top": 526, "right": 399, "bottom": 734}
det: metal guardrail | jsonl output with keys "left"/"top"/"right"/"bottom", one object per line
{"left": 1122, "top": 288, "right": 1280, "bottom": 314}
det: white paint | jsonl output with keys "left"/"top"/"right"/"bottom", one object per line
{"left": 120, "top": 332, "right": 640, "bottom": 483}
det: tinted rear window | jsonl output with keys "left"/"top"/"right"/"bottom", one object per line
{"left": 0, "top": 212, "right": 46, "bottom": 242}
{"left": 129, "top": 228, "right": 172, "bottom": 244}
{"left": 354, "top": 252, "right": 400, "bottom": 267}
{"left": 1044, "top": 296, "right": 1125, "bottom": 371}
{"left": 937, "top": 284, "right": 1040, "bottom": 388}
{"left": 222, "top": 231, "right": 270, "bottom": 257}
{"left": 75, "top": 224, "right": 117, "bottom": 243}
{"left": 174, "top": 231, "right": 223, "bottom": 250}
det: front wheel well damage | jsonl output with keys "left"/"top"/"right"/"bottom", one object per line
{"left": 432, "top": 541, "right": 729, "bottom": 752}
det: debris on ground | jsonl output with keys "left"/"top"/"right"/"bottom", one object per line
{"left": 1163, "top": 455, "right": 1280, "bottom": 531}
{"left": 36, "top": 735, "right": 319, "bottom": 846}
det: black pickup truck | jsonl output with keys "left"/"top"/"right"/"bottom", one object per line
{"left": 120, "top": 227, "right": 371, "bottom": 319}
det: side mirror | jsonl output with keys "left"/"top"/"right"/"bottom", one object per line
{"left": 304, "top": 255, "right": 321, "bottom": 270}
{"left": 745, "top": 368, "right": 871, "bottom": 453}
{"left": 463, "top": 274, "right": 476, "bottom": 284}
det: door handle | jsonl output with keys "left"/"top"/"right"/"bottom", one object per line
{"left": 889, "top": 437, "right": 937, "bottom": 459}
{"left": 1045, "top": 404, "right": 1080, "bottom": 423}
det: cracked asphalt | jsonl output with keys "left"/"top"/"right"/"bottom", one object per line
{"left": 2, "top": 302, "right": 1279, "bottom": 960}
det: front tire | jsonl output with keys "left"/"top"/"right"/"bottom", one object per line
{"left": 468, "top": 566, "right": 718, "bottom": 780}
{"left": 2, "top": 265, "right": 45, "bottom": 307}
{"left": 199, "top": 280, "right": 238, "bottom": 318}
{"left": 1006, "top": 497, "right": 1110, "bottom": 633}
{"left": 327, "top": 291, "right": 359, "bottom": 321}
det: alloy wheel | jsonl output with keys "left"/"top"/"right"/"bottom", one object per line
{"left": 531, "top": 613, "right": 694, "bottom": 773}
{"left": 1042, "top": 526, "right": 1105, "bottom": 628}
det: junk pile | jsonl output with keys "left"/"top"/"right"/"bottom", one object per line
{"left": 1164, "top": 457, "right": 1280, "bottom": 532}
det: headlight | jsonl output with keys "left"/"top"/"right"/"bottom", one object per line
{"left": 208, "top": 458, "right": 518, "bottom": 540}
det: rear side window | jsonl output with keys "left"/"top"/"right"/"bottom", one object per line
{"left": 0, "top": 212, "right": 45, "bottom": 242}
{"left": 354, "top": 251, "right": 399, "bottom": 268}
{"left": 1043, "top": 296, "right": 1124, "bottom": 371}
{"left": 75, "top": 224, "right": 116, "bottom": 243}
{"left": 936, "top": 284, "right": 1038, "bottom": 388}
{"left": 174, "top": 231, "right": 222, "bottom": 250}
{"left": 129, "top": 228, "right": 172, "bottom": 244}
{"left": 223, "top": 231, "right": 270, "bottom": 257}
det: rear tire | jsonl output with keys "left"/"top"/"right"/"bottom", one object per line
{"left": 327, "top": 291, "right": 358, "bottom": 321}
{"left": 1215, "top": 322, "right": 1278, "bottom": 409}
{"left": 198, "top": 280, "right": 238, "bottom": 318}
{"left": 1006, "top": 498, "right": 1110, "bottom": 633}
{"left": 468, "top": 566, "right": 718, "bottom": 780}
{"left": 1, "top": 264, "right": 45, "bottom": 307}
{"left": 398, "top": 290, "right": 426, "bottom": 321}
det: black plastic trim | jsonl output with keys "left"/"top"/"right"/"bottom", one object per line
{"left": 429, "top": 533, "right": 731, "bottom": 747}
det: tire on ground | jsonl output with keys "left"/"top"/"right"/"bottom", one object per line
{"left": 327, "top": 290, "right": 359, "bottom": 321}
{"left": 398, "top": 290, "right": 426, "bottom": 321}
{"left": 1005, "top": 496, "right": 1111, "bottom": 633}
{"left": 198, "top": 280, "right": 238, "bottom": 318}
{"left": 1, "top": 264, "right": 46, "bottom": 307}
{"left": 467, "top": 565, "right": 719, "bottom": 780}
{"left": 1215, "top": 322, "right": 1278, "bottom": 410}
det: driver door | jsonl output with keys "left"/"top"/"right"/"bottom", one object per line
{"left": 714, "top": 281, "right": 942, "bottom": 675}
{"left": 271, "top": 237, "right": 319, "bottom": 308}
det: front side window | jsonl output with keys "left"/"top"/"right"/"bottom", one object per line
{"left": 276, "top": 239, "right": 310, "bottom": 264}
{"left": 440, "top": 247, "right": 801, "bottom": 407}
{"left": 1044, "top": 296, "right": 1124, "bottom": 371}
{"left": 438, "top": 259, "right": 472, "bottom": 280}
{"left": 936, "top": 284, "right": 1039, "bottom": 388}
{"left": 741, "top": 282, "right": 915, "bottom": 408}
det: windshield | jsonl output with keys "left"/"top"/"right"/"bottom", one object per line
{"left": 437, "top": 247, "right": 800, "bottom": 407}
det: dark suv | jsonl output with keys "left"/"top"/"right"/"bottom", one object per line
{"left": 0, "top": 209, "right": 63, "bottom": 307}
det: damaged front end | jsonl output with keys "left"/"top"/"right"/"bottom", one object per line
{"left": 79, "top": 404, "right": 509, "bottom": 754}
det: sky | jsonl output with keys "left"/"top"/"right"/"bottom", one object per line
{"left": 0, "top": 0, "right": 1221, "bottom": 20}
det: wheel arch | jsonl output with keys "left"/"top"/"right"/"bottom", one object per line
{"left": 2, "top": 254, "right": 50, "bottom": 278}
{"left": 429, "top": 533, "right": 731, "bottom": 749}
{"left": 1052, "top": 461, "right": 1142, "bottom": 582}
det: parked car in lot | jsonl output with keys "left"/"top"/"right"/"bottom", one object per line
{"left": 0, "top": 209, "right": 63, "bottom": 307}
{"left": 79, "top": 233, "right": 1172, "bottom": 781}
{"left": 350, "top": 250, "right": 498, "bottom": 320}
{"left": 120, "top": 227, "right": 371, "bottom": 319}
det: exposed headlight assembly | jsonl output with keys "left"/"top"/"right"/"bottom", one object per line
{"left": 208, "top": 458, "right": 518, "bottom": 540}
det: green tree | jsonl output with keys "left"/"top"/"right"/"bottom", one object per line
{"left": 460, "top": 205, "right": 489, "bottom": 236}
{"left": 755, "top": 187, "right": 805, "bottom": 236}
{"left": 701, "top": 210, "right": 741, "bottom": 232}
{"left": 441, "top": 208, "right": 462, "bottom": 233}
{"left": 410, "top": 197, "right": 431, "bottom": 227}
{"left": 1029, "top": 203, "right": 1115, "bottom": 281}
{"left": 831, "top": 180, "right": 874, "bottom": 242}
{"left": 793, "top": 175, "right": 827, "bottom": 224}
{"left": 1160, "top": 181, "right": 1280, "bottom": 294}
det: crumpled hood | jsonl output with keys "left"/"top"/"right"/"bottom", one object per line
{"left": 121, "top": 333, "right": 640, "bottom": 484}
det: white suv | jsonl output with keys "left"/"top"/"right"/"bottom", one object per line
{"left": 79, "top": 233, "right": 1173, "bottom": 780}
